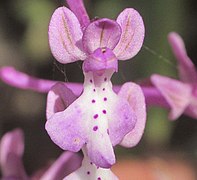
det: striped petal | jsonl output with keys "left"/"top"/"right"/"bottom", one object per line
{"left": 49, "top": 7, "right": 86, "bottom": 64}
{"left": 113, "top": 8, "right": 145, "bottom": 60}
{"left": 83, "top": 18, "right": 121, "bottom": 54}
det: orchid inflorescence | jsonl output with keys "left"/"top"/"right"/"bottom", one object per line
{"left": 0, "top": 0, "right": 196, "bottom": 179}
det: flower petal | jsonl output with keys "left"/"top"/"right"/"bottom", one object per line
{"left": 0, "top": 66, "right": 83, "bottom": 95}
{"left": 86, "top": 132, "right": 115, "bottom": 168}
{"left": 168, "top": 32, "right": 197, "bottom": 83}
{"left": 151, "top": 74, "right": 192, "bottom": 120}
{"left": 46, "top": 83, "right": 77, "bottom": 119}
{"left": 49, "top": 7, "right": 86, "bottom": 64}
{"left": 108, "top": 94, "right": 137, "bottom": 146}
{"left": 45, "top": 100, "right": 87, "bottom": 152}
{"left": 66, "top": 0, "right": 90, "bottom": 29}
{"left": 83, "top": 18, "right": 121, "bottom": 54}
{"left": 40, "top": 152, "right": 82, "bottom": 180}
{"left": 83, "top": 48, "right": 118, "bottom": 73}
{"left": 113, "top": 8, "right": 145, "bottom": 60}
{"left": 0, "top": 129, "right": 27, "bottom": 179}
{"left": 119, "top": 82, "right": 146, "bottom": 148}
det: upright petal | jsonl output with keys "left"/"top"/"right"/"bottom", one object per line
{"left": 83, "top": 18, "right": 121, "bottom": 54}
{"left": 168, "top": 32, "right": 197, "bottom": 83}
{"left": 151, "top": 74, "right": 192, "bottom": 120}
{"left": 119, "top": 82, "right": 146, "bottom": 148}
{"left": 49, "top": 7, "right": 86, "bottom": 64}
{"left": 66, "top": 0, "right": 90, "bottom": 29}
{"left": 113, "top": 8, "right": 145, "bottom": 60}
{"left": 46, "top": 83, "right": 77, "bottom": 119}
{"left": 0, "top": 129, "right": 28, "bottom": 179}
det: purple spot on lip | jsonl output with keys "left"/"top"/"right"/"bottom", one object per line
{"left": 93, "top": 89, "right": 96, "bottom": 92}
{"left": 90, "top": 79, "right": 93, "bottom": 83}
{"left": 94, "top": 114, "right": 98, "bottom": 119}
{"left": 92, "top": 99, "right": 96, "bottom": 103}
{"left": 97, "top": 177, "right": 101, "bottom": 180}
{"left": 87, "top": 171, "right": 90, "bottom": 175}
{"left": 104, "top": 97, "right": 107, "bottom": 101}
{"left": 102, "top": 88, "right": 105, "bottom": 91}
{"left": 90, "top": 162, "right": 93, "bottom": 165}
{"left": 93, "top": 126, "right": 98, "bottom": 131}
{"left": 104, "top": 77, "right": 107, "bottom": 81}
{"left": 107, "top": 129, "right": 109, "bottom": 135}
{"left": 102, "top": 110, "right": 107, "bottom": 114}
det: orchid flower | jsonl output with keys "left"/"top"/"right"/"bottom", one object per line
{"left": 142, "top": 32, "right": 197, "bottom": 120}
{"left": 45, "top": 0, "right": 145, "bottom": 170}
{"left": 0, "top": 129, "right": 82, "bottom": 180}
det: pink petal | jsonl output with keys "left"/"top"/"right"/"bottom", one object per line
{"left": 151, "top": 74, "right": 192, "bottom": 120}
{"left": 83, "top": 18, "right": 121, "bottom": 54}
{"left": 108, "top": 95, "right": 137, "bottom": 146}
{"left": 0, "top": 66, "right": 83, "bottom": 95}
{"left": 0, "top": 129, "right": 27, "bottom": 179}
{"left": 46, "top": 83, "right": 77, "bottom": 119}
{"left": 49, "top": 7, "right": 86, "bottom": 64}
{"left": 113, "top": 8, "right": 145, "bottom": 60}
{"left": 83, "top": 48, "right": 118, "bottom": 73}
{"left": 45, "top": 102, "right": 87, "bottom": 152}
{"left": 119, "top": 82, "right": 146, "bottom": 148}
{"left": 168, "top": 32, "right": 197, "bottom": 83}
{"left": 86, "top": 131, "right": 116, "bottom": 168}
{"left": 40, "top": 152, "right": 82, "bottom": 180}
{"left": 66, "top": 0, "right": 90, "bottom": 29}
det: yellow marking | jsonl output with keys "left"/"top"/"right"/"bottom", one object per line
{"left": 100, "top": 23, "right": 106, "bottom": 47}
{"left": 61, "top": 15, "right": 74, "bottom": 47}
{"left": 74, "top": 138, "right": 80, "bottom": 144}
{"left": 117, "top": 14, "right": 136, "bottom": 56}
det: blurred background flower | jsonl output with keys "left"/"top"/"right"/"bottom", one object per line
{"left": 0, "top": 0, "right": 196, "bottom": 178}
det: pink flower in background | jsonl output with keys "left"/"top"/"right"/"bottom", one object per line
{"left": 142, "top": 32, "right": 197, "bottom": 120}
{"left": 0, "top": 129, "right": 82, "bottom": 180}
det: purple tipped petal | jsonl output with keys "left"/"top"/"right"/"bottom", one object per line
{"left": 86, "top": 133, "right": 115, "bottom": 168}
{"left": 49, "top": 7, "right": 86, "bottom": 64}
{"left": 66, "top": 0, "right": 90, "bottom": 29}
{"left": 113, "top": 8, "right": 145, "bottom": 60}
{"left": 46, "top": 83, "right": 77, "bottom": 119}
{"left": 168, "top": 32, "right": 197, "bottom": 83}
{"left": 83, "top": 18, "right": 121, "bottom": 54}
{"left": 0, "top": 66, "right": 83, "bottom": 95}
{"left": 0, "top": 129, "right": 27, "bottom": 179}
{"left": 45, "top": 103, "right": 87, "bottom": 152}
{"left": 40, "top": 152, "right": 82, "bottom": 180}
{"left": 151, "top": 74, "right": 192, "bottom": 120}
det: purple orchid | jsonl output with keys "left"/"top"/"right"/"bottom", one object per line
{"left": 0, "top": 128, "right": 82, "bottom": 180}
{"left": 45, "top": 0, "right": 145, "bottom": 169}
{"left": 141, "top": 32, "right": 197, "bottom": 120}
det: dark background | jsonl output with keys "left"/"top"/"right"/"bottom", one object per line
{"left": 0, "top": 0, "right": 196, "bottom": 175}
